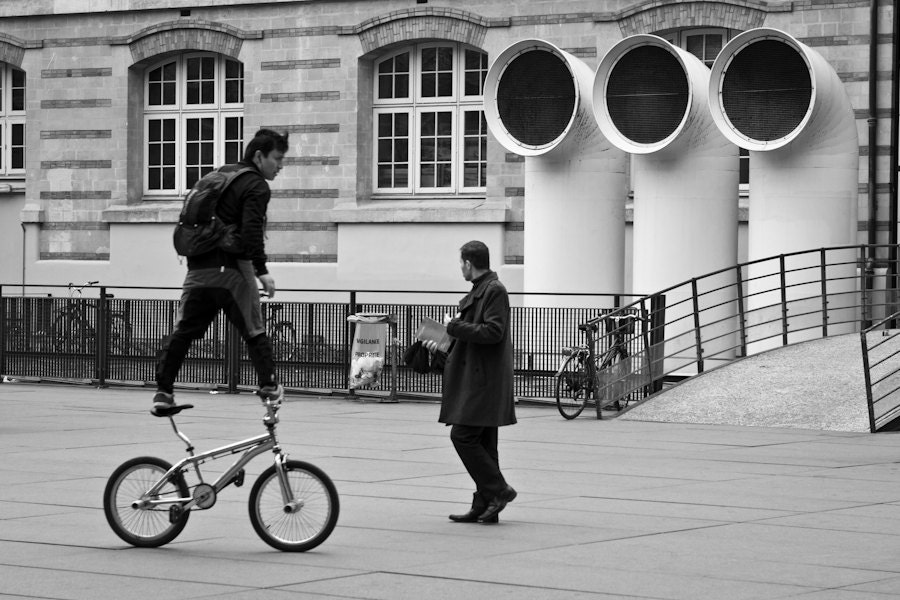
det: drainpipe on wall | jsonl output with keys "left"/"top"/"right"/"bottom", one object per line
{"left": 890, "top": 0, "right": 900, "bottom": 321}
{"left": 20, "top": 222, "right": 25, "bottom": 296}
{"left": 868, "top": 0, "right": 878, "bottom": 255}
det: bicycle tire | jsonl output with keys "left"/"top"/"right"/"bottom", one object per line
{"left": 108, "top": 314, "right": 133, "bottom": 356}
{"left": 248, "top": 460, "right": 339, "bottom": 552}
{"left": 556, "top": 354, "right": 589, "bottom": 420}
{"left": 103, "top": 456, "right": 190, "bottom": 548}
{"left": 270, "top": 321, "right": 297, "bottom": 362}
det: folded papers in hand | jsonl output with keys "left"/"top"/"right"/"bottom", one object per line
{"left": 415, "top": 317, "right": 452, "bottom": 353}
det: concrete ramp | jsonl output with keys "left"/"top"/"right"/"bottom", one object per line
{"left": 622, "top": 334, "right": 869, "bottom": 432}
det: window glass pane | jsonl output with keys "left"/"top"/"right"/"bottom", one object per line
{"left": 419, "top": 110, "right": 452, "bottom": 189}
{"left": 421, "top": 73, "right": 436, "bottom": 98}
{"left": 686, "top": 35, "right": 703, "bottom": 59}
{"left": 705, "top": 35, "right": 723, "bottom": 64}
{"left": 224, "top": 116, "right": 243, "bottom": 164}
{"left": 422, "top": 48, "right": 436, "bottom": 72}
{"left": 378, "top": 139, "right": 392, "bottom": 162}
{"left": 377, "top": 53, "right": 410, "bottom": 100}
{"left": 376, "top": 112, "right": 409, "bottom": 189}
{"left": 462, "top": 111, "right": 486, "bottom": 189}
{"left": 464, "top": 50, "right": 488, "bottom": 96}
{"left": 11, "top": 68, "right": 24, "bottom": 111}
{"left": 185, "top": 56, "right": 215, "bottom": 105}
{"left": 224, "top": 60, "right": 244, "bottom": 104}
{"left": 421, "top": 47, "right": 453, "bottom": 98}
{"left": 437, "top": 73, "right": 452, "bottom": 97}
{"left": 163, "top": 167, "right": 175, "bottom": 189}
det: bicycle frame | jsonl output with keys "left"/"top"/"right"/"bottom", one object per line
{"left": 133, "top": 400, "right": 293, "bottom": 512}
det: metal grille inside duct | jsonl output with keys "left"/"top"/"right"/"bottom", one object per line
{"left": 496, "top": 50, "right": 576, "bottom": 146}
{"left": 721, "top": 39, "right": 811, "bottom": 141}
{"left": 605, "top": 46, "right": 688, "bottom": 144}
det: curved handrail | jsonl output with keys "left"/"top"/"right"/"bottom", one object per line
{"left": 591, "top": 244, "right": 897, "bottom": 418}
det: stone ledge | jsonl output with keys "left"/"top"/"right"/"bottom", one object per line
{"left": 102, "top": 202, "right": 181, "bottom": 223}
{"left": 331, "top": 199, "right": 509, "bottom": 223}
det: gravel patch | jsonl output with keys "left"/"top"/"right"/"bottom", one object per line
{"left": 620, "top": 334, "right": 870, "bottom": 432}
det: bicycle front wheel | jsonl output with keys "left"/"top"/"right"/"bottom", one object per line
{"left": 103, "top": 456, "right": 190, "bottom": 548}
{"left": 556, "top": 354, "right": 590, "bottom": 420}
{"left": 249, "top": 460, "right": 339, "bottom": 552}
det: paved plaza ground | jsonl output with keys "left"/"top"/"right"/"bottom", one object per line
{"left": 4, "top": 339, "right": 900, "bottom": 599}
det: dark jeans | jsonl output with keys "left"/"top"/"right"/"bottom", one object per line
{"left": 450, "top": 424, "right": 507, "bottom": 500}
{"left": 155, "top": 286, "right": 276, "bottom": 394}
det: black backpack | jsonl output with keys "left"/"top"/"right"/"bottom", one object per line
{"left": 172, "top": 167, "right": 254, "bottom": 257}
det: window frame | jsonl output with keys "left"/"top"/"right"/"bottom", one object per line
{"left": 142, "top": 53, "right": 244, "bottom": 196}
{"left": 0, "top": 64, "right": 26, "bottom": 177}
{"left": 372, "top": 42, "right": 487, "bottom": 197}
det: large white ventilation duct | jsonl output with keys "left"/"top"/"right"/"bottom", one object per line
{"left": 708, "top": 28, "right": 860, "bottom": 348}
{"left": 484, "top": 40, "right": 628, "bottom": 304}
{"left": 593, "top": 35, "right": 740, "bottom": 370}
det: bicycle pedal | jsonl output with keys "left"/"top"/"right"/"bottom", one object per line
{"left": 232, "top": 469, "right": 245, "bottom": 487}
{"left": 169, "top": 504, "right": 184, "bottom": 524}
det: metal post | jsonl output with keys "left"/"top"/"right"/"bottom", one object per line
{"left": 821, "top": 248, "right": 831, "bottom": 336}
{"left": 691, "top": 279, "right": 704, "bottom": 374}
{"left": 97, "top": 287, "right": 109, "bottom": 387}
{"left": 860, "top": 328, "right": 876, "bottom": 432}
{"left": 779, "top": 255, "right": 789, "bottom": 346}
{"left": 735, "top": 264, "right": 747, "bottom": 356}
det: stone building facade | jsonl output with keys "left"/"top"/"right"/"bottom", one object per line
{"left": 0, "top": 0, "right": 893, "bottom": 298}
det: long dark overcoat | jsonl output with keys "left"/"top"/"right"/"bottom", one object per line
{"left": 438, "top": 271, "right": 517, "bottom": 427}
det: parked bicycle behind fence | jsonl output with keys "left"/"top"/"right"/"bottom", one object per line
{"left": 52, "top": 281, "right": 132, "bottom": 355}
{"left": 554, "top": 312, "right": 648, "bottom": 419}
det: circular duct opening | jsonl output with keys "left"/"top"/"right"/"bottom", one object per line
{"left": 721, "top": 39, "right": 812, "bottom": 142}
{"left": 606, "top": 45, "right": 688, "bottom": 144}
{"left": 496, "top": 50, "right": 576, "bottom": 147}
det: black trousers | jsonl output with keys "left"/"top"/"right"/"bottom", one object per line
{"left": 155, "top": 286, "right": 276, "bottom": 394}
{"left": 450, "top": 424, "right": 507, "bottom": 500}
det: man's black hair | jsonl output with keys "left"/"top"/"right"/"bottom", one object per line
{"left": 460, "top": 240, "right": 490, "bottom": 270}
{"left": 243, "top": 128, "right": 289, "bottom": 163}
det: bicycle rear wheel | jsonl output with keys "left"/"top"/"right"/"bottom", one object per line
{"left": 270, "top": 322, "right": 297, "bottom": 361}
{"left": 556, "top": 354, "right": 590, "bottom": 419}
{"left": 103, "top": 456, "right": 190, "bottom": 548}
{"left": 249, "top": 460, "right": 339, "bottom": 552}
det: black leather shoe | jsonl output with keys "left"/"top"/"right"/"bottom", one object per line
{"left": 449, "top": 492, "right": 497, "bottom": 523}
{"left": 449, "top": 508, "right": 497, "bottom": 523}
{"left": 478, "top": 486, "right": 517, "bottom": 522}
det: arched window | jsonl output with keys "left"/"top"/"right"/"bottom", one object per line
{"left": 0, "top": 63, "right": 25, "bottom": 176}
{"left": 143, "top": 53, "right": 243, "bottom": 195}
{"left": 373, "top": 42, "right": 488, "bottom": 195}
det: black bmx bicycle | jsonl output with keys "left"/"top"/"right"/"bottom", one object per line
{"left": 554, "top": 313, "right": 644, "bottom": 420}
{"left": 103, "top": 396, "right": 339, "bottom": 551}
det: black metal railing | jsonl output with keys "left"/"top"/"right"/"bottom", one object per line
{"left": 861, "top": 310, "right": 900, "bottom": 432}
{"left": 0, "top": 283, "right": 639, "bottom": 400}
{"left": 592, "top": 245, "right": 900, "bottom": 423}
{"left": 4, "top": 245, "right": 900, "bottom": 425}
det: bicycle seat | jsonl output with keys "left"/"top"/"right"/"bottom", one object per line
{"left": 150, "top": 403, "right": 194, "bottom": 418}
{"left": 578, "top": 322, "right": 600, "bottom": 333}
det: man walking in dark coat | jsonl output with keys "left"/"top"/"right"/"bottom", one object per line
{"left": 425, "top": 241, "right": 517, "bottom": 523}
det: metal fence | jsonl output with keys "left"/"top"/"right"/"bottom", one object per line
{"left": 0, "top": 284, "right": 637, "bottom": 401}
{"left": 861, "top": 310, "right": 900, "bottom": 432}
{"left": 4, "top": 244, "right": 900, "bottom": 424}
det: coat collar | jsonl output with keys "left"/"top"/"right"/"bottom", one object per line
{"left": 459, "top": 270, "right": 497, "bottom": 312}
